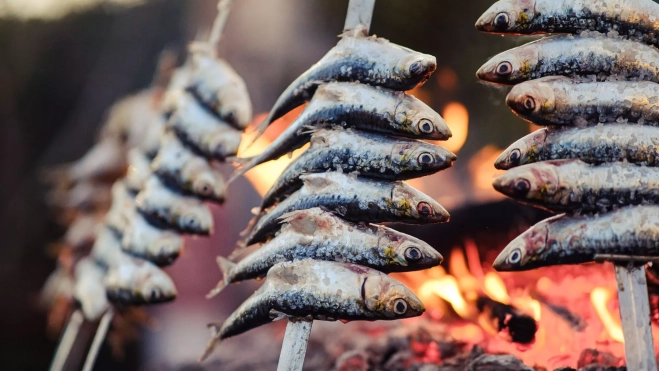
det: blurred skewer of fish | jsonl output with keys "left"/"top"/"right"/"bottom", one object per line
{"left": 121, "top": 204, "right": 184, "bottom": 266}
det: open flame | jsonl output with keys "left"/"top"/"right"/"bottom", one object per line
{"left": 391, "top": 242, "right": 651, "bottom": 368}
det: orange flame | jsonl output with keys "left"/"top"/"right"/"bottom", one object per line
{"left": 441, "top": 102, "right": 468, "bottom": 154}
{"left": 591, "top": 287, "right": 624, "bottom": 343}
{"left": 419, "top": 275, "right": 473, "bottom": 319}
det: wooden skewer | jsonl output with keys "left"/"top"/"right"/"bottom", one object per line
{"left": 208, "top": 0, "right": 233, "bottom": 47}
{"left": 81, "top": 309, "right": 114, "bottom": 371}
{"left": 49, "top": 310, "right": 84, "bottom": 371}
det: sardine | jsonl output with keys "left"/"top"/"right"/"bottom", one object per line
{"left": 260, "top": 128, "right": 456, "bottom": 209}
{"left": 186, "top": 46, "right": 252, "bottom": 130}
{"left": 230, "top": 82, "right": 451, "bottom": 183}
{"left": 253, "top": 28, "right": 437, "bottom": 139}
{"left": 135, "top": 175, "right": 213, "bottom": 235}
{"left": 200, "top": 259, "right": 424, "bottom": 361}
{"left": 241, "top": 171, "right": 449, "bottom": 248}
{"left": 61, "top": 212, "right": 104, "bottom": 250}
{"left": 506, "top": 76, "right": 659, "bottom": 126}
{"left": 476, "top": 35, "right": 659, "bottom": 85}
{"left": 208, "top": 208, "right": 442, "bottom": 297}
{"left": 495, "top": 124, "right": 659, "bottom": 170}
{"left": 151, "top": 132, "right": 226, "bottom": 203}
{"left": 121, "top": 204, "right": 184, "bottom": 266}
{"left": 166, "top": 92, "right": 242, "bottom": 161}
{"left": 493, "top": 205, "right": 659, "bottom": 271}
{"left": 493, "top": 159, "right": 659, "bottom": 212}
{"left": 91, "top": 227, "right": 177, "bottom": 305}
{"left": 74, "top": 257, "right": 109, "bottom": 320}
{"left": 105, "top": 181, "right": 135, "bottom": 234}
{"left": 125, "top": 148, "right": 152, "bottom": 193}
{"left": 476, "top": 0, "right": 659, "bottom": 47}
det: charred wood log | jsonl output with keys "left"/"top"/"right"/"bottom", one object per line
{"left": 476, "top": 297, "right": 537, "bottom": 344}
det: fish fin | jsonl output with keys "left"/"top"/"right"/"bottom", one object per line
{"left": 229, "top": 215, "right": 258, "bottom": 260}
{"left": 198, "top": 323, "right": 222, "bottom": 362}
{"left": 279, "top": 210, "right": 318, "bottom": 236}
{"left": 300, "top": 173, "right": 334, "bottom": 191}
{"left": 205, "top": 256, "right": 235, "bottom": 298}
{"left": 269, "top": 309, "right": 290, "bottom": 322}
{"left": 225, "top": 156, "right": 250, "bottom": 167}
{"left": 244, "top": 115, "right": 271, "bottom": 150}
{"left": 339, "top": 24, "right": 368, "bottom": 38}
{"left": 339, "top": 319, "right": 351, "bottom": 324}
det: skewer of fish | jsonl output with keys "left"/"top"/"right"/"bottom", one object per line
{"left": 206, "top": 2, "right": 453, "bottom": 369}
{"left": 475, "top": 2, "right": 659, "bottom": 368}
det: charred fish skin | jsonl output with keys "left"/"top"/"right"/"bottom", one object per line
{"left": 121, "top": 205, "right": 183, "bottom": 267}
{"left": 476, "top": 35, "right": 659, "bottom": 85}
{"left": 135, "top": 175, "right": 214, "bottom": 235}
{"left": 229, "top": 82, "right": 451, "bottom": 184}
{"left": 495, "top": 125, "right": 659, "bottom": 170}
{"left": 493, "top": 205, "right": 659, "bottom": 271}
{"left": 506, "top": 76, "right": 659, "bottom": 126}
{"left": 493, "top": 159, "right": 659, "bottom": 212}
{"left": 151, "top": 132, "right": 227, "bottom": 203}
{"left": 243, "top": 172, "right": 449, "bottom": 246}
{"left": 259, "top": 31, "right": 437, "bottom": 133}
{"left": 261, "top": 128, "right": 456, "bottom": 209}
{"left": 201, "top": 260, "right": 424, "bottom": 360}
{"left": 213, "top": 208, "right": 442, "bottom": 293}
{"left": 476, "top": 0, "right": 659, "bottom": 46}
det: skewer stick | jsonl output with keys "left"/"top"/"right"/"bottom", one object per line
{"left": 613, "top": 263, "right": 657, "bottom": 371}
{"left": 276, "top": 1, "right": 375, "bottom": 369}
{"left": 81, "top": 309, "right": 114, "bottom": 371}
{"left": 49, "top": 310, "right": 84, "bottom": 371}
{"left": 208, "top": 0, "right": 233, "bottom": 47}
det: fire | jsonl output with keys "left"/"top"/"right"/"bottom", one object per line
{"left": 591, "top": 287, "right": 624, "bottom": 343}
{"left": 441, "top": 102, "right": 468, "bottom": 154}
{"left": 393, "top": 243, "right": 646, "bottom": 368}
{"left": 468, "top": 145, "right": 506, "bottom": 203}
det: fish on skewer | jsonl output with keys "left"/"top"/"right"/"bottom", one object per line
{"left": 238, "top": 172, "right": 449, "bottom": 251}
{"left": 135, "top": 175, "right": 213, "bottom": 235}
{"left": 492, "top": 159, "right": 659, "bottom": 212}
{"left": 186, "top": 43, "right": 253, "bottom": 130}
{"left": 495, "top": 124, "right": 659, "bottom": 170}
{"left": 200, "top": 259, "right": 425, "bottom": 361}
{"left": 475, "top": 0, "right": 659, "bottom": 48}
{"left": 476, "top": 34, "right": 659, "bottom": 85}
{"left": 74, "top": 258, "right": 110, "bottom": 320}
{"left": 230, "top": 82, "right": 451, "bottom": 183}
{"left": 151, "top": 132, "right": 226, "bottom": 203}
{"left": 505, "top": 77, "right": 659, "bottom": 126}
{"left": 166, "top": 92, "right": 242, "bottom": 161}
{"left": 208, "top": 208, "right": 442, "bottom": 297}
{"left": 105, "top": 181, "right": 136, "bottom": 234}
{"left": 121, "top": 204, "right": 184, "bottom": 266}
{"left": 252, "top": 27, "right": 437, "bottom": 140}
{"left": 91, "top": 227, "right": 177, "bottom": 305}
{"left": 125, "top": 149, "right": 153, "bottom": 193}
{"left": 493, "top": 205, "right": 659, "bottom": 271}
{"left": 260, "top": 128, "right": 456, "bottom": 210}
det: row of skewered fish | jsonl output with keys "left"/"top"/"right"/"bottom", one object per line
{"left": 200, "top": 26, "right": 455, "bottom": 361}
{"left": 475, "top": 0, "right": 659, "bottom": 271}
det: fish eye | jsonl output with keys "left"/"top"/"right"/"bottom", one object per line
{"left": 496, "top": 61, "right": 513, "bottom": 76}
{"left": 418, "top": 153, "right": 434, "bottom": 166}
{"left": 508, "top": 248, "right": 523, "bottom": 264}
{"left": 514, "top": 179, "right": 531, "bottom": 195}
{"left": 182, "top": 214, "right": 199, "bottom": 227}
{"left": 150, "top": 288, "right": 161, "bottom": 301}
{"left": 509, "top": 149, "right": 521, "bottom": 164}
{"left": 393, "top": 299, "right": 408, "bottom": 314}
{"left": 494, "top": 12, "right": 510, "bottom": 29}
{"left": 409, "top": 60, "right": 424, "bottom": 76}
{"left": 404, "top": 247, "right": 423, "bottom": 262}
{"left": 418, "top": 119, "right": 434, "bottom": 134}
{"left": 195, "top": 181, "right": 214, "bottom": 197}
{"left": 417, "top": 202, "right": 434, "bottom": 216}
{"left": 523, "top": 96, "right": 536, "bottom": 112}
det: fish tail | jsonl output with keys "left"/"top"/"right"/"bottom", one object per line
{"left": 206, "top": 256, "right": 235, "bottom": 298}
{"left": 226, "top": 157, "right": 257, "bottom": 185}
{"left": 244, "top": 115, "right": 271, "bottom": 150}
{"left": 198, "top": 323, "right": 223, "bottom": 362}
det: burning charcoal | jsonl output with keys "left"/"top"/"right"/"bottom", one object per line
{"left": 466, "top": 353, "right": 534, "bottom": 371}
{"left": 577, "top": 349, "right": 622, "bottom": 369}
{"left": 476, "top": 297, "right": 537, "bottom": 344}
{"left": 543, "top": 303, "right": 586, "bottom": 332}
{"left": 333, "top": 350, "right": 370, "bottom": 371}
{"left": 554, "top": 367, "right": 627, "bottom": 371}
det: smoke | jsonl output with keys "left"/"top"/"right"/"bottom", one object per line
{"left": 0, "top": 0, "right": 144, "bottom": 20}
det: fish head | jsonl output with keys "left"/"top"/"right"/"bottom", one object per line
{"left": 133, "top": 262, "right": 178, "bottom": 303}
{"left": 492, "top": 162, "right": 559, "bottom": 203}
{"left": 475, "top": 0, "right": 536, "bottom": 34}
{"left": 382, "top": 228, "right": 443, "bottom": 270}
{"left": 363, "top": 274, "right": 425, "bottom": 318}
{"left": 393, "top": 141, "right": 457, "bottom": 173}
{"left": 148, "top": 234, "right": 183, "bottom": 265}
{"left": 495, "top": 129, "right": 546, "bottom": 170}
{"left": 506, "top": 79, "right": 556, "bottom": 123}
{"left": 493, "top": 221, "right": 549, "bottom": 271}
{"left": 183, "top": 162, "right": 226, "bottom": 202}
{"left": 392, "top": 183, "right": 450, "bottom": 223}
{"left": 396, "top": 94, "right": 452, "bottom": 140}
{"left": 476, "top": 45, "right": 538, "bottom": 85}
{"left": 395, "top": 53, "right": 437, "bottom": 88}
{"left": 209, "top": 127, "right": 242, "bottom": 159}
{"left": 175, "top": 202, "right": 214, "bottom": 234}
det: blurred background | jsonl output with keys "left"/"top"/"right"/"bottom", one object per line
{"left": 0, "top": 0, "right": 547, "bottom": 369}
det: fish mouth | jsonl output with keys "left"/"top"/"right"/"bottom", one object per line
{"left": 492, "top": 252, "right": 512, "bottom": 271}
{"left": 360, "top": 277, "right": 367, "bottom": 303}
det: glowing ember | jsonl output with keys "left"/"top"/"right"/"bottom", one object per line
{"left": 484, "top": 272, "right": 510, "bottom": 305}
{"left": 440, "top": 102, "right": 468, "bottom": 154}
{"left": 591, "top": 287, "right": 625, "bottom": 343}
